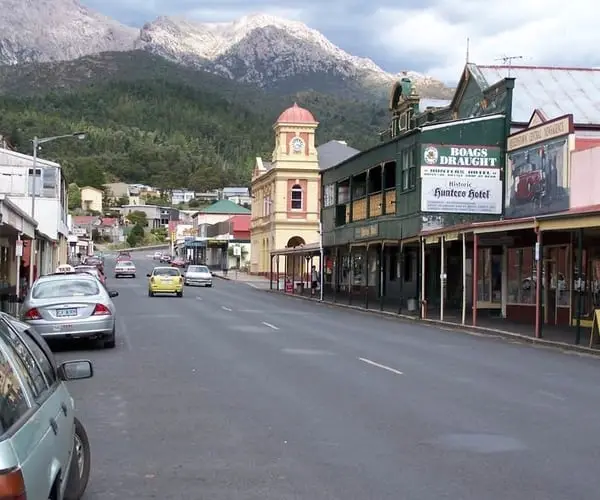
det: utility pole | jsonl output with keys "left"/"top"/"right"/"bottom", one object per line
{"left": 495, "top": 55, "right": 523, "bottom": 76}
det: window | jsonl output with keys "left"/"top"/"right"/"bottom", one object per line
{"left": 33, "top": 278, "right": 100, "bottom": 299}
{"left": 42, "top": 167, "right": 57, "bottom": 190}
{"left": 507, "top": 248, "right": 535, "bottom": 305}
{"left": 27, "top": 168, "right": 41, "bottom": 196}
{"left": 0, "top": 345, "right": 30, "bottom": 433}
{"left": 0, "top": 321, "right": 48, "bottom": 398}
{"left": 401, "top": 149, "right": 414, "bottom": 191}
{"left": 19, "top": 331, "right": 57, "bottom": 388}
{"left": 153, "top": 268, "right": 180, "bottom": 277}
{"left": 291, "top": 184, "right": 303, "bottom": 210}
{"left": 323, "top": 184, "right": 335, "bottom": 207}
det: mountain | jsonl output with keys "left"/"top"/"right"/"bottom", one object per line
{"left": 0, "top": 0, "right": 137, "bottom": 65}
{"left": 0, "top": 51, "right": 390, "bottom": 190}
{"left": 0, "top": 0, "right": 453, "bottom": 100}
{"left": 136, "top": 14, "right": 452, "bottom": 99}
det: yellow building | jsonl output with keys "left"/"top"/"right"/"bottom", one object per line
{"left": 80, "top": 186, "right": 103, "bottom": 213}
{"left": 251, "top": 103, "right": 321, "bottom": 275}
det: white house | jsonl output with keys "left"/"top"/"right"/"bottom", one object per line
{"left": 0, "top": 148, "right": 69, "bottom": 273}
{"left": 171, "top": 189, "right": 197, "bottom": 205}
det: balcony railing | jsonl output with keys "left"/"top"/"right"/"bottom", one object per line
{"left": 352, "top": 198, "right": 367, "bottom": 221}
{"left": 385, "top": 189, "right": 396, "bottom": 215}
{"left": 369, "top": 192, "right": 382, "bottom": 217}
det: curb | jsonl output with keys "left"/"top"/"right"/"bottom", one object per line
{"left": 262, "top": 289, "right": 599, "bottom": 357}
{"left": 213, "top": 274, "right": 231, "bottom": 280}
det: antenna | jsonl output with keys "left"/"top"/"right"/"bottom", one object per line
{"left": 495, "top": 55, "right": 523, "bottom": 76}
{"left": 466, "top": 37, "right": 470, "bottom": 63}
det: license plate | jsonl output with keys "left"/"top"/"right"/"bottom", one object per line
{"left": 56, "top": 308, "right": 77, "bottom": 317}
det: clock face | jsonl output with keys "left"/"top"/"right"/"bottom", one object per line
{"left": 291, "top": 137, "right": 304, "bottom": 153}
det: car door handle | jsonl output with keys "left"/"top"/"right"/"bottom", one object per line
{"left": 49, "top": 418, "right": 58, "bottom": 435}
{"left": 61, "top": 402, "right": 68, "bottom": 416}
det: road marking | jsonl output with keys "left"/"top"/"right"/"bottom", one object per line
{"left": 222, "top": 306, "right": 232, "bottom": 311}
{"left": 195, "top": 297, "right": 203, "bottom": 301}
{"left": 359, "top": 357, "right": 403, "bottom": 375}
{"left": 262, "top": 321, "right": 279, "bottom": 330}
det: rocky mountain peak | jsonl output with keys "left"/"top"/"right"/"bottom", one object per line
{"left": 0, "top": 0, "right": 137, "bottom": 65}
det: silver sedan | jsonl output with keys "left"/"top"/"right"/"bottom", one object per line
{"left": 21, "top": 272, "right": 119, "bottom": 348}
{"left": 184, "top": 265, "right": 213, "bottom": 287}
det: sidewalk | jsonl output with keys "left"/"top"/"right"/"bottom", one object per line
{"left": 258, "top": 286, "right": 600, "bottom": 357}
{"left": 212, "top": 270, "right": 271, "bottom": 288}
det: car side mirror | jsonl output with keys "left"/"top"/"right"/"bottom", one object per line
{"left": 146, "top": 273, "right": 151, "bottom": 277}
{"left": 108, "top": 290, "right": 119, "bottom": 298}
{"left": 58, "top": 360, "right": 93, "bottom": 381}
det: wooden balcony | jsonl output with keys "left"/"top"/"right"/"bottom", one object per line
{"left": 352, "top": 198, "right": 367, "bottom": 221}
{"left": 369, "top": 192, "right": 382, "bottom": 217}
{"left": 385, "top": 189, "right": 396, "bottom": 215}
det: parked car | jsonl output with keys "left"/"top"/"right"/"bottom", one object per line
{"left": 147, "top": 267, "right": 183, "bottom": 297}
{"left": 114, "top": 260, "right": 136, "bottom": 278}
{"left": 21, "top": 272, "right": 119, "bottom": 349}
{"left": 184, "top": 265, "right": 213, "bottom": 287}
{"left": 153, "top": 251, "right": 162, "bottom": 260}
{"left": 82, "top": 257, "right": 104, "bottom": 274}
{"left": 0, "top": 312, "right": 93, "bottom": 499}
{"left": 159, "top": 254, "right": 172, "bottom": 263}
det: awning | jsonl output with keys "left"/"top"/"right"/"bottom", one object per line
{"left": 271, "top": 242, "right": 320, "bottom": 256}
{"left": 0, "top": 195, "right": 37, "bottom": 238}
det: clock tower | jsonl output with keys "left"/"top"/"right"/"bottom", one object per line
{"left": 272, "top": 103, "right": 319, "bottom": 164}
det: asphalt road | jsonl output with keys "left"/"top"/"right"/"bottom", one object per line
{"left": 56, "top": 251, "right": 600, "bottom": 500}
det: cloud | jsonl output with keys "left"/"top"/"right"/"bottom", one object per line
{"left": 81, "top": 0, "right": 600, "bottom": 84}
{"left": 374, "top": 0, "right": 600, "bottom": 82}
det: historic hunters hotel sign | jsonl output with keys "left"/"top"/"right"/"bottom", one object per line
{"left": 420, "top": 144, "right": 503, "bottom": 214}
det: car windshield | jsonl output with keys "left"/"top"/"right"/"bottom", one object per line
{"left": 188, "top": 266, "right": 209, "bottom": 273}
{"left": 117, "top": 261, "right": 134, "bottom": 267}
{"left": 32, "top": 279, "right": 100, "bottom": 299}
{"left": 154, "top": 268, "right": 179, "bottom": 277}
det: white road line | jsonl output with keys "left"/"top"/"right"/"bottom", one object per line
{"left": 195, "top": 296, "right": 203, "bottom": 301}
{"left": 358, "top": 357, "right": 403, "bottom": 375}
{"left": 222, "top": 306, "right": 232, "bottom": 311}
{"left": 262, "top": 321, "right": 279, "bottom": 330}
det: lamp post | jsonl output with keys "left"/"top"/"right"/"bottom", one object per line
{"left": 319, "top": 221, "right": 324, "bottom": 302}
{"left": 29, "top": 132, "right": 86, "bottom": 284}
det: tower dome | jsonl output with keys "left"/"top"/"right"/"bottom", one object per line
{"left": 276, "top": 103, "right": 317, "bottom": 124}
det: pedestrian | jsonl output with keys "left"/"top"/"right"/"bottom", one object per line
{"left": 311, "top": 265, "right": 319, "bottom": 296}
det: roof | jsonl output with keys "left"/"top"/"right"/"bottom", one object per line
{"left": 103, "top": 182, "right": 129, "bottom": 198}
{"left": 472, "top": 64, "right": 600, "bottom": 125}
{"left": 81, "top": 186, "right": 103, "bottom": 192}
{"left": 196, "top": 199, "right": 250, "bottom": 215}
{"left": 317, "top": 140, "right": 360, "bottom": 170}
{"left": 0, "top": 147, "right": 61, "bottom": 168}
{"left": 72, "top": 216, "right": 117, "bottom": 227}
{"left": 222, "top": 187, "right": 249, "bottom": 195}
{"left": 229, "top": 214, "right": 250, "bottom": 232}
{"left": 276, "top": 103, "right": 317, "bottom": 124}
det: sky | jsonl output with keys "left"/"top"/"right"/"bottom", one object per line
{"left": 81, "top": 0, "right": 597, "bottom": 84}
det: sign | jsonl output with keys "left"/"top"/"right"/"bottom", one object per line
{"left": 507, "top": 115, "right": 573, "bottom": 152}
{"left": 420, "top": 166, "right": 502, "bottom": 214}
{"left": 15, "top": 240, "right": 23, "bottom": 257}
{"left": 73, "top": 227, "right": 87, "bottom": 236}
{"left": 206, "top": 239, "right": 228, "bottom": 248}
{"left": 422, "top": 144, "right": 501, "bottom": 167}
{"left": 233, "top": 245, "right": 241, "bottom": 256}
{"left": 589, "top": 309, "right": 600, "bottom": 348}
{"left": 354, "top": 224, "right": 378, "bottom": 239}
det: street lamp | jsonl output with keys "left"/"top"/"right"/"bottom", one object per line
{"left": 29, "top": 132, "right": 86, "bottom": 284}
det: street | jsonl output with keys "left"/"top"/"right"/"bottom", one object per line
{"left": 58, "top": 251, "right": 600, "bottom": 500}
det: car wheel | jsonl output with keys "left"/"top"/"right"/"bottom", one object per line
{"left": 132, "top": 274, "right": 136, "bottom": 278}
{"left": 207, "top": 284, "right": 212, "bottom": 288}
{"left": 177, "top": 291, "right": 183, "bottom": 297}
{"left": 115, "top": 274, "right": 119, "bottom": 279}
{"left": 148, "top": 291, "right": 153, "bottom": 297}
{"left": 104, "top": 327, "right": 116, "bottom": 349}
{"left": 63, "top": 417, "right": 91, "bottom": 500}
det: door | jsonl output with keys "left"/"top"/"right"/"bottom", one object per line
{"left": 544, "top": 258, "right": 557, "bottom": 325}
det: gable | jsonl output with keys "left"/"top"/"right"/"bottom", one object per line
{"left": 198, "top": 199, "right": 250, "bottom": 214}
{"left": 527, "top": 109, "right": 547, "bottom": 127}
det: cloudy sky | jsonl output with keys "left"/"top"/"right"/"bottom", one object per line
{"left": 81, "top": 0, "right": 596, "bottom": 83}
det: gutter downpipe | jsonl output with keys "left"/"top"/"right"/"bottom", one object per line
{"left": 534, "top": 219, "right": 542, "bottom": 339}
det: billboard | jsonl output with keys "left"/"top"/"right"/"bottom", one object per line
{"left": 420, "top": 144, "right": 503, "bottom": 215}
{"left": 505, "top": 115, "right": 572, "bottom": 218}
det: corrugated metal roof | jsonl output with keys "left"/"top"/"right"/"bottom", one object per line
{"left": 474, "top": 65, "right": 600, "bottom": 125}
{"left": 317, "top": 140, "right": 360, "bottom": 170}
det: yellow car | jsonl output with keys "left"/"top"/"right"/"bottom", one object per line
{"left": 147, "top": 266, "right": 184, "bottom": 297}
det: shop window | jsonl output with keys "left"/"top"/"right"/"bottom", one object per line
{"left": 507, "top": 248, "right": 536, "bottom": 305}
{"left": 291, "top": 184, "right": 303, "bottom": 210}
